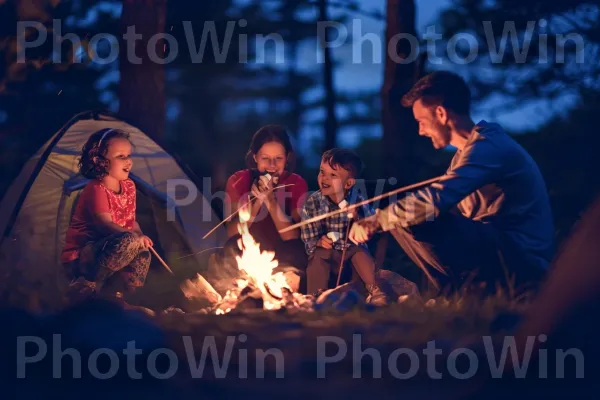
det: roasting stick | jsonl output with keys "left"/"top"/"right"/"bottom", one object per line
{"left": 149, "top": 246, "right": 174, "bottom": 275}
{"left": 202, "top": 183, "right": 296, "bottom": 240}
{"left": 336, "top": 210, "right": 354, "bottom": 287}
{"left": 278, "top": 176, "right": 445, "bottom": 234}
{"left": 178, "top": 246, "right": 224, "bottom": 261}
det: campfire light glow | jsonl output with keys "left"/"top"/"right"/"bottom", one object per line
{"left": 214, "top": 204, "right": 294, "bottom": 314}
{"left": 180, "top": 202, "right": 316, "bottom": 315}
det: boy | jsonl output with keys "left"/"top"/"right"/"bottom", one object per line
{"left": 300, "top": 148, "right": 389, "bottom": 305}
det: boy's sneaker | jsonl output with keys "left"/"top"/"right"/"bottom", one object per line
{"left": 365, "top": 283, "right": 390, "bottom": 306}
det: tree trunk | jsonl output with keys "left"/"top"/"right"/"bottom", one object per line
{"left": 381, "top": 0, "right": 422, "bottom": 184}
{"left": 119, "top": 0, "right": 166, "bottom": 141}
{"left": 287, "top": 42, "right": 301, "bottom": 136}
{"left": 318, "top": 0, "right": 338, "bottom": 152}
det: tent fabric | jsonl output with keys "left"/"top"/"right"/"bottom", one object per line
{"left": 0, "top": 112, "right": 227, "bottom": 311}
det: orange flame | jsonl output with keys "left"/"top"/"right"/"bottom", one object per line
{"left": 214, "top": 202, "right": 289, "bottom": 312}
{"left": 213, "top": 198, "right": 295, "bottom": 315}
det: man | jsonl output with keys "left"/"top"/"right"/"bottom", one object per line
{"left": 350, "top": 71, "right": 554, "bottom": 292}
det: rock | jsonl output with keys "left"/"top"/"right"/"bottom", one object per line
{"left": 316, "top": 281, "right": 360, "bottom": 306}
{"left": 331, "top": 290, "right": 364, "bottom": 312}
{"left": 314, "top": 281, "right": 367, "bottom": 312}
{"left": 315, "top": 269, "right": 421, "bottom": 308}
{"left": 162, "top": 306, "right": 185, "bottom": 315}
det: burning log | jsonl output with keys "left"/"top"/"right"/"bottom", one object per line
{"left": 180, "top": 272, "right": 316, "bottom": 315}
{"left": 179, "top": 204, "right": 317, "bottom": 315}
{"left": 180, "top": 273, "right": 222, "bottom": 305}
{"left": 178, "top": 203, "right": 420, "bottom": 315}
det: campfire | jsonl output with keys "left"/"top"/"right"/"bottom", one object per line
{"left": 181, "top": 205, "right": 314, "bottom": 314}
{"left": 178, "top": 202, "right": 420, "bottom": 315}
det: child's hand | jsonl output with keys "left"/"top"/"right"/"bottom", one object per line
{"left": 316, "top": 235, "right": 333, "bottom": 249}
{"left": 251, "top": 176, "right": 275, "bottom": 204}
{"left": 137, "top": 234, "right": 153, "bottom": 249}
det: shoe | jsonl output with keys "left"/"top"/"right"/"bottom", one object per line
{"left": 365, "top": 283, "right": 390, "bottom": 306}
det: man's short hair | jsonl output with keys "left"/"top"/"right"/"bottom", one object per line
{"left": 321, "top": 148, "right": 364, "bottom": 178}
{"left": 401, "top": 70, "right": 471, "bottom": 115}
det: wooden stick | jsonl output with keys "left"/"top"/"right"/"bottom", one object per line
{"left": 336, "top": 212, "right": 354, "bottom": 287}
{"left": 279, "top": 176, "right": 445, "bottom": 234}
{"left": 202, "top": 183, "right": 296, "bottom": 240}
{"left": 178, "top": 246, "right": 224, "bottom": 260}
{"left": 149, "top": 246, "right": 174, "bottom": 275}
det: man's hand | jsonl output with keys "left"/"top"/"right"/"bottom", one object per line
{"left": 316, "top": 235, "right": 333, "bottom": 249}
{"left": 349, "top": 214, "right": 380, "bottom": 244}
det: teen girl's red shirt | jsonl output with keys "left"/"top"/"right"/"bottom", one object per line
{"left": 225, "top": 170, "right": 308, "bottom": 247}
{"left": 61, "top": 179, "right": 137, "bottom": 263}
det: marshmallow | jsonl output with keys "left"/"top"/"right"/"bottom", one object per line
{"left": 338, "top": 199, "right": 348, "bottom": 210}
{"left": 327, "top": 232, "right": 341, "bottom": 242}
{"left": 260, "top": 173, "right": 279, "bottom": 186}
{"left": 259, "top": 174, "right": 271, "bottom": 185}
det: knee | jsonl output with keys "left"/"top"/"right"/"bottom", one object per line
{"left": 307, "top": 248, "right": 332, "bottom": 271}
{"left": 351, "top": 246, "right": 375, "bottom": 263}
{"left": 310, "top": 247, "right": 332, "bottom": 262}
{"left": 137, "top": 250, "right": 151, "bottom": 264}
{"left": 113, "top": 231, "right": 138, "bottom": 247}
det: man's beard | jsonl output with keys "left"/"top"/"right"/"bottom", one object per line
{"left": 432, "top": 120, "right": 451, "bottom": 148}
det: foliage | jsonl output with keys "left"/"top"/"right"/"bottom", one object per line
{"left": 0, "top": 0, "right": 112, "bottom": 194}
{"left": 435, "top": 0, "right": 600, "bottom": 242}
{"left": 438, "top": 0, "right": 599, "bottom": 111}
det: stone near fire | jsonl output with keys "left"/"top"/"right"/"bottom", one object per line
{"left": 316, "top": 269, "right": 420, "bottom": 309}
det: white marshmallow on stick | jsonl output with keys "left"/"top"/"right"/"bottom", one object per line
{"left": 327, "top": 231, "right": 341, "bottom": 242}
{"left": 326, "top": 200, "right": 354, "bottom": 245}
{"left": 260, "top": 173, "right": 279, "bottom": 186}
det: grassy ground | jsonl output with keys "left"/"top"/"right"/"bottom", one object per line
{"left": 1, "top": 255, "right": 594, "bottom": 399}
{"left": 3, "top": 288, "right": 550, "bottom": 400}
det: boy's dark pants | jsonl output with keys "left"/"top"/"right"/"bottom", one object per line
{"left": 66, "top": 232, "right": 151, "bottom": 295}
{"left": 389, "top": 213, "right": 546, "bottom": 293}
{"left": 306, "top": 246, "right": 375, "bottom": 294}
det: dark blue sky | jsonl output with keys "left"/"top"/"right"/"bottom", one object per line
{"left": 298, "top": 0, "right": 576, "bottom": 153}
{"left": 89, "top": 0, "right": 573, "bottom": 162}
{"left": 301, "top": 0, "right": 457, "bottom": 150}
